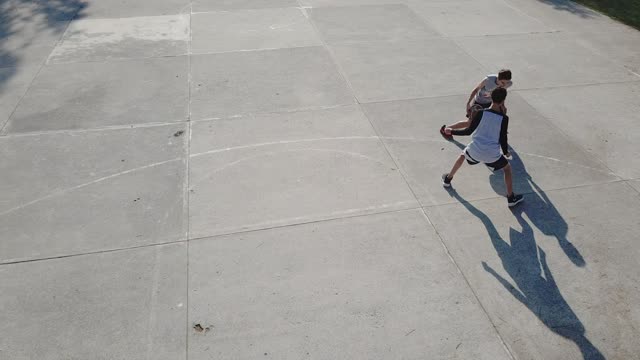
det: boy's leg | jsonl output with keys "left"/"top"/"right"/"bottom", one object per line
{"left": 442, "top": 102, "right": 485, "bottom": 133}
{"left": 502, "top": 163, "right": 513, "bottom": 196}
{"left": 448, "top": 154, "right": 466, "bottom": 179}
{"left": 502, "top": 163, "right": 524, "bottom": 206}
{"left": 442, "top": 154, "right": 466, "bottom": 187}
{"left": 487, "top": 157, "right": 523, "bottom": 206}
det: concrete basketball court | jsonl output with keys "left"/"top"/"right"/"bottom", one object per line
{"left": 1, "top": 0, "right": 639, "bottom": 359}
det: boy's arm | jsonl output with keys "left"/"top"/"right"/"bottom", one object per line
{"left": 467, "top": 79, "right": 485, "bottom": 109}
{"left": 500, "top": 115, "right": 509, "bottom": 155}
{"left": 451, "top": 111, "right": 482, "bottom": 136}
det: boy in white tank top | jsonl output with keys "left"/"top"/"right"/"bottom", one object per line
{"left": 440, "top": 69, "right": 513, "bottom": 140}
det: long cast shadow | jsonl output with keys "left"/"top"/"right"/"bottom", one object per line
{"left": 448, "top": 189, "right": 605, "bottom": 359}
{"left": 450, "top": 139, "right": 585, "bottom": 267}
{"left": 490, "top": 149, "right": 585, "bottom": 267}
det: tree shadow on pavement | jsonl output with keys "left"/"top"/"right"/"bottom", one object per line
{"left": 0, "top": 0, "right": 87, "bottom": 84}
{"left": 534, "top": 0, "right": 601, "bottom": 18}
{"left": 0, "top": 0, "right": 86, "bottom": 131}
{"left": 448, "top": 189, "right": 605, "bottom": 360}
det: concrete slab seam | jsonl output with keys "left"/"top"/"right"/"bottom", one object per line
{"left": 451, "top": 30, "right": 562, "bottom": 39}
{"left": 448, "top": 36, "right": 495, "bottom": 76}
{"left": 417, "top": 207, "right": 517, "bottom": 360}
{"left": 499, "top": 0, "right": 557, "bottom": 29}
{"left": 0, "top": 12, "right": 79, "bottom": 134}
{"left": 186, "top": 205, "right": 422, "bottom": 244}
{"left": 180, "top": 1, "right": 192, "bottom": 16}
{"left": 0, "top": 238, "right": 188, "bottom": 266}
{"left": 0, "top": 158, "right": 182, "bottom": 217}
{"left": 351, "top": 79, "right": 640, "bottom": 106}
{"left": 407, "top": 3, "right": 639, "bottom": 82}
{"left": 191, "top": 6, "right": 302, "bottom": 15}
{"left": 184, "top": 79, "right": 640, "bottom": 126}
{"left": 190, "top": 102, "right": 356, "bottom": 123}
{"left": 185, "top": 122, "right": 191, "bottom": 360}
{"left": 1, "top": 138, "right": 617, "bottom": 233}
{"left": 184, "top": 122, "right": 192, "bottom": 239}
{"left": 2, "top": 178, "right": 630, "bottom": 266}
{"left": 516, "top": 92, "right": 622, "bottom": 177}
{"left": 454, "top": 31, "right": 639, "bottom": 80}
{"left": 1, "top": 206, "right": 421, "bottom": 266}
{"left": 189, "top": 135, "right": 382, "bottom": 157}
{"left": 421, "top": 180, "right": 630, "bottom": 210}
{"left": 4, "top": 82, "right": 636, "bottom": 139}
{"left": 298, "top": 0, "right": 361, "bottom": 104}
{"left": 45, "top": 53, "right": 190, "bottom": 66}
{"left": 407, "top": 0, "right": 522, "bottom": 76}
{"left": 189, "top": 147, "right": 394, "bottom": 189}
{"left": 145, "top": 248, "right": 162, "bottom": 359}
{"left": 357, "top": 94, "right": 512, "bottom": 357}
{"left": 624, "top": 180, "right": 640, "bottom": 195}
{"left": 298, "top": 6, "right": 311, "bottom": 18}
{"left": 512, "top": 78, "right": 640, "bottom": 93}
{"left": 182, "top": 80, "right": 640, "bottom": 125}
{"left": 191, "top": 44, "right": 322, "bottom": 57}
{"left": 188, "top": 135, "right": 618, "bottom": 176}
{"left": 186, "top": 3, "right": 193, "bottom": 360}
{"left": 0, "top": 120, "right": 189, "bottom": 138}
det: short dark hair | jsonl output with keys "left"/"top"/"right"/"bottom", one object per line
{"left": 491, "top": 87, "right": 507, "bottom": 103}
{"left": 498, "top": 69, "right": 512, "bottom": 81}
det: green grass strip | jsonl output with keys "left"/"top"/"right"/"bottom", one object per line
{"left": 573, "top": 0, "right": 640, "bottom": 29}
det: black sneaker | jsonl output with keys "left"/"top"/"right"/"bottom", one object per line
{"left": 442, "top": 173, "right": 452, "bottom": 187}
{"left": 507, "top": 193, "right": 524, "bottom": 207}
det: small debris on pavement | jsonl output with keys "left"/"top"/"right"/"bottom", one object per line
{"left": 193, "top": 323, "right": 212, "bottom": 333}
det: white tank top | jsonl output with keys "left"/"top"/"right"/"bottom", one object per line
{"left": 474, "top": 75, "right": 512, "bottom": 104}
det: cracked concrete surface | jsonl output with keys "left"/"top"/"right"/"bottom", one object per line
{"left": 1, "top": 0, "right": 639, "bottom": 359}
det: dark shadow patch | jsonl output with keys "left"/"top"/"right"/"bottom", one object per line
{"left": 447, "top": 138, "right": 585, "bottom": 267}
{"left": 448, "top": 189, "right": 605, "bottom": 359}
{"left": 0, "top": 0, "right": 87, "bottom": 103}
{"left": 488, "top": 149, "right": 586, "bottom": 267}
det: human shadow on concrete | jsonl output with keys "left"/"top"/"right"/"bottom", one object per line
{"left": 450, "top": 139, "right": 586, "bottom": 267}
{"left": 490, "top": 149, "right": 586, "bottom": 267}
{"left": 448, "top": 189, "right": 605, "bottom": 360}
